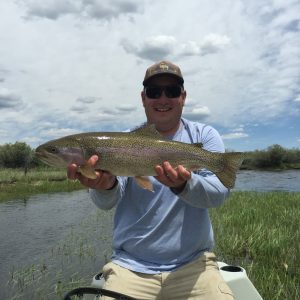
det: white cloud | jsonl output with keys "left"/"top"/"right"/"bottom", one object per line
{"left": 122, "top": 35, "right": 177, "bottom": 61}
{"left": 40, "top": 128, "right": 79, "bottom": 139}
{"left": 21, "top": 136, "right": 41, "bottom": 144}
{"left": 0, "top": 88, "right": 23, "bottom": 109}
{"left": 76, "top": 97, "right": 100, "bottom": 104}
{"left": 0, "top": 129, "right": 8, "bottom": 138}
{"left": 200, "top": 34, "right": 231, "bottom": 55}
{"left": 19, "top": 0, "right": 143, "bottom": 20}
{"left": 21, "top": 0, "right": 81, "bottom": 20}
{"left": 70, "top": 105, "right": 89, "bottom": 113}
{"left": 222, "top": 132, "right": 249, "bottom": 140}
{"left": 221, "top": 126, "right": 249, "bottom": 140}
{"left": 123, "top": 33, "right": 231, "bottom": 61}
{"left": 180, "top": 41, "right": 201, "bottom": 56}
{"left": 84, "top": 0, "right": 142, "bottom": 20}
{"left": 183, "top": 105, "right": 211, "bottom": 121}
{"left": 179, "top": 34, "right": 231, "bottom": 57}
{"left": 0, "top": 0, "right": 299, "bottom": 150}
{"left": 116, "top": 105, "right": 138, "bottom": 113}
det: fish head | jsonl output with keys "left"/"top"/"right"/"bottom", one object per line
{"left": 35, "top": 137, "right": 84, "bottom": 168}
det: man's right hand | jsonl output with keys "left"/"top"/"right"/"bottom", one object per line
{"left": 67, "top": 155, "right": 117, "bottom": 190}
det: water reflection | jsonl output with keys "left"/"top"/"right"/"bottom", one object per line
{"left": 234, "top": 170, "right": 300, "bottom": 192}
{"left": 0, "top": 190, "right": 114, "bottom": 299}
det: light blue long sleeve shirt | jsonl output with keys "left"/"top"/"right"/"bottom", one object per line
{"left": 90, "top": 118, "right": 229, "bottom": 274}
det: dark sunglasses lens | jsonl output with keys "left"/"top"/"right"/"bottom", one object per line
{"left": 145, "top": 86, "right": 182, "bottom": 99}
{"left": 165, "top": 86, "right": 182, "bottom": 98}
{"left": 145, "top": 87, "right": 162, "bottom": 99}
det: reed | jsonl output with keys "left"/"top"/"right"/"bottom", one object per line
{"left": 0, "top": 168, "right": 84, "bottom": 202}
{"left": 6, "top": 210, "right": 113, "bottom": 300}
{"left": 2, "top": 180, "right": 299, "bottom": 299}
{"left": 210, "top": 191, "right": 300, "bottom": 299}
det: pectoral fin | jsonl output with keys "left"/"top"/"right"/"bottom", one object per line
{"left": 134, "top": 176, "right": 154, "bottom": 192}
{"left": 78, "top": 163, "right": 97, "bottom": 179}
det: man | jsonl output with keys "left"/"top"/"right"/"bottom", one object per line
{"left": 67, "top": 61, "right": 234, "bottom": 299}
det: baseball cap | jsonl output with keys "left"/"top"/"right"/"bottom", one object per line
{"left": 143, "top": 60, "right": 184, "bottom": 86}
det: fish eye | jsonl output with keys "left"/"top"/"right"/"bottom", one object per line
{"left": 47, "top": 146, "right": 58, "bottom": 154}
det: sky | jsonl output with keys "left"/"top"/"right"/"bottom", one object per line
{"left": 0, "top": 0, "right": 299, "bottom": 151}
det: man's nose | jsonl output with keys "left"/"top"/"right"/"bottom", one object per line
{"left": 157, "top": 90, "right": 170, "bottom": 101}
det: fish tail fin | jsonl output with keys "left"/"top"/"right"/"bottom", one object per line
{"left": 215, "top": 152, "right": 244, "bottom": 189}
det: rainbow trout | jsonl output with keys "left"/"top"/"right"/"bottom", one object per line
{"left": 35, "top": 124, "right": 243, "bottom": 191}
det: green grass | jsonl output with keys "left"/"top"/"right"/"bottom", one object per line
{"left": 0, "top": 168, "right": 84, "bottom": 202}
{"left": 210, "top": 191, "right": 300, "bottom": 300}
{"left": 1, "top": 171, "right": 299, "bottom": 299}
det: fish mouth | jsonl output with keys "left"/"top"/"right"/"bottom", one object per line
{"left": 35, "top": 151, "right": 50, "bottom": 164}
{"left": 35, "top": 147, "right": 49, "bottom": 157}
{"left": 35, "top": 149, "right": 60, "bottom": 166}
{"left": 35, "top": 145, "right": 45, "bottom": 156}
{"left": 35, "top": 150, "right": 44, "bottom": 158}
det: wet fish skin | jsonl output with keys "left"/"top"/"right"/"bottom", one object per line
{"left": 35, "top": 125, "right": 244, "bottom": 190}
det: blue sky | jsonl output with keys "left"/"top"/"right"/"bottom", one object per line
{"left": 0, "top": 0, "right": 299, "bottom": 151}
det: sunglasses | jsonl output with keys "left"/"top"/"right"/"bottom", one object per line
{"left": 144, "top": 85, "right": 183, "bottom": 99}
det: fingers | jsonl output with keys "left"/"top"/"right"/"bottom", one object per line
{"left": 67, "top": 155, "right": 99, "bottom": 180}
{"left": 87, "top": 155, "right": 99, "bottom": 167}
{"left": 77, "top": 170, "right": 101, "bottom": 188}
{"left": 67, "top": 164, "right": 79, "bottom": 180}
{"left": 67, "top": 155, "right": 116, "bottom": 190}
{"left": 177, "top": 165, "right": 192, "bottom": 181}
{"left": 76, "top": 169, "right": 116, "bottom": 190}
{"left": 155, "top": 162, "right": 191, "bottom": 188}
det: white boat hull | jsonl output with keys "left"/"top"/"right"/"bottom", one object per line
{"left": 218, "top": 262, "right": 263, "bottom": 300}
{"left": 64, "top": 262, "right": 263, "bottom": 299}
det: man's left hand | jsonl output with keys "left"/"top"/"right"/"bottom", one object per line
{"left": 154, "top": 161, "right": 191, "bottom": 192}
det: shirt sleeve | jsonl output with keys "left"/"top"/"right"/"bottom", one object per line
{"left": 89, "top": 176, "right": 128, "bottom": 210}
{"left": 175, "top": 125, "right": 230, "bottom": 208}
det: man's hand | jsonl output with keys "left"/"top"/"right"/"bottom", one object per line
{"left": 67, "top": 155, "right": 117, "bottom": 190}
{"left": 154, "top": 161, "right": 191, "bottom": 192}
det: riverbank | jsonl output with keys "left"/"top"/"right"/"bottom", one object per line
{"left": 240, "top": 164, "right": 300, "bottom": 171}
{"left": 1, "top": 167, "right": 300, "bottom": 202}
{"left": 0, "top": 168, "right": 84, "bottom": 202}
{"left": 210, "top": 191, "right": 300, "bottom": 300}
{"left": 1, "top": 191, "right": 299, "bottom": 299}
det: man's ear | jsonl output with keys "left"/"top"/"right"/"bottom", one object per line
{"left": 141, "top": 91, "right": 146, "bottom": 107}
{"left": 182, "top": 90, "right": 187, "bottom": 106}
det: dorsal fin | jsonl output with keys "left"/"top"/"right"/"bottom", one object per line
{"left": 131, "top": 124, "right": 162, "bottom": 138}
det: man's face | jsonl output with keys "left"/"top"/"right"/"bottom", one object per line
{"left": 141, "top": 75, "right": 186, "bottom": 135}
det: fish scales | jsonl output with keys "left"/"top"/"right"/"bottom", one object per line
{"left": 81, "top": 135, "right": 219, "bottom": 176}
{"left": 35, "top": 124, "right": 244, "bottom": 189}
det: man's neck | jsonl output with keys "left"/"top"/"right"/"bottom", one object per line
{"left": 154, "top": 120, "right": 182, "bottom": 137}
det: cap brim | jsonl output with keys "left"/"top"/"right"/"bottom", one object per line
{"left": 143, "top": 73, "right": 184, "bottom": 86}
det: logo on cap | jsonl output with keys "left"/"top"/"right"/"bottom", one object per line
{"left": 159, "top": 62, "right": 169, "bottom": 71}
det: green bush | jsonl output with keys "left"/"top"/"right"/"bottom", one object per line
{"left": 241, "top": 144, "right": 300, "bottom": 170}
{"left": 0, "top": 142, "right": 32, "bottom": 168}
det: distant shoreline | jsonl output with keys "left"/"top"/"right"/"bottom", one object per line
{"left": 0, "top": 168, "right": 84, "bottom": 203}
{"left": 240, "top": 164, "right": 300, "bottom": 171}
{"left": 1, "top": 167, "right": 300, "bottom": 203}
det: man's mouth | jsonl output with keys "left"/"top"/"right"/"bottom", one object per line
{"left": 154, "top": 107, "right": 172, "bottom": 112}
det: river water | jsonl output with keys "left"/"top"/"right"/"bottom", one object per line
{"left": 0, "top": 190, "right": 114, "bottom": 299}
{"left": 0, "top": 170, "right": 299, "bottom": 299}
{"left": 234, "top": 170, "right": 300, "bottom": 192}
